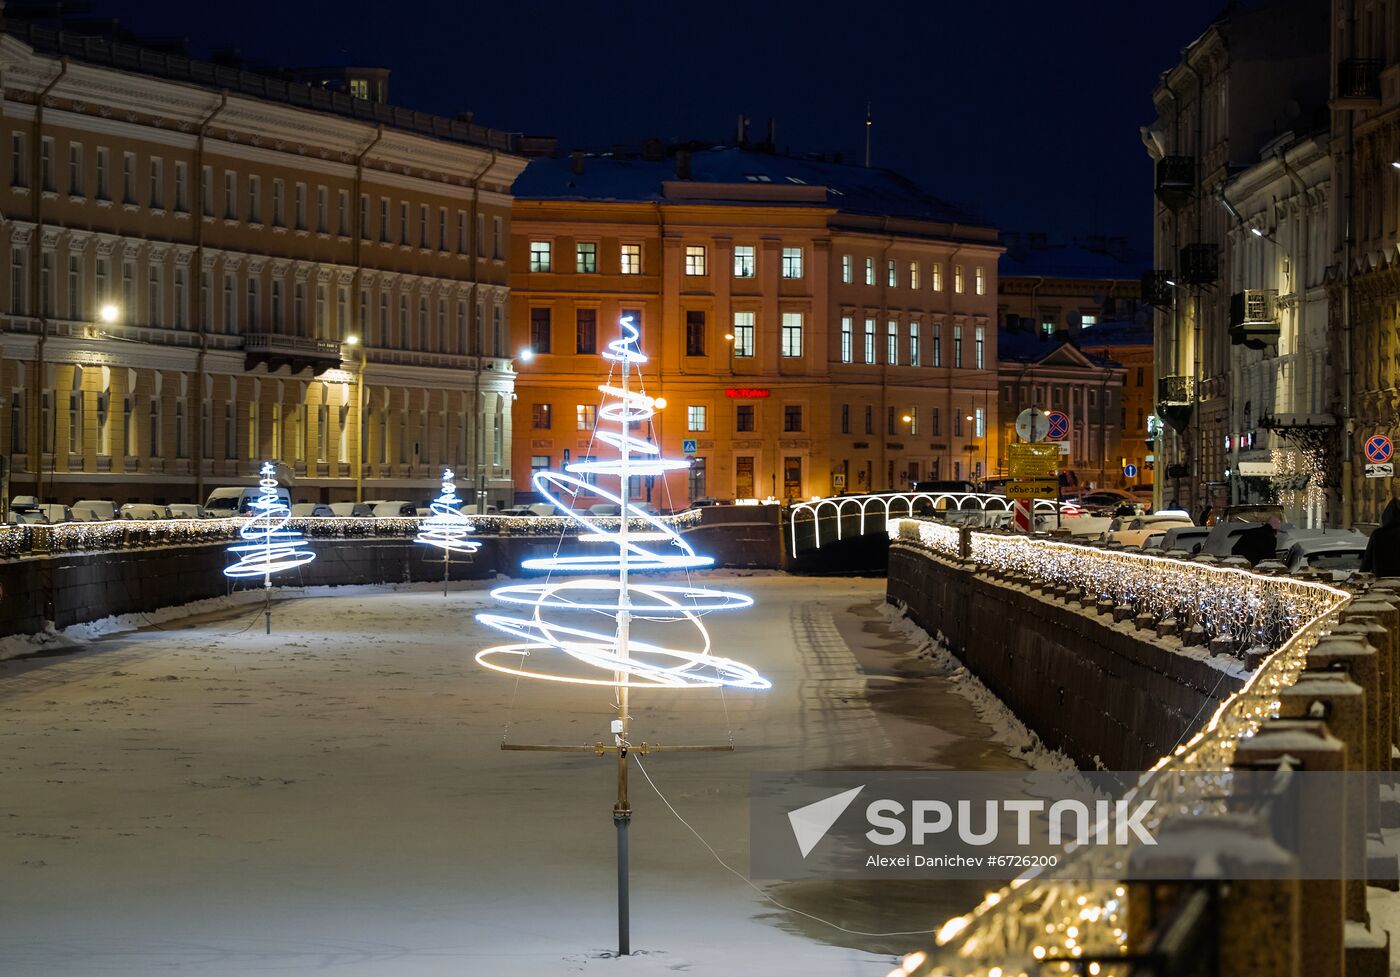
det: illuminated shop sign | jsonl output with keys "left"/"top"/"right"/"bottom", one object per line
{"left": 724, "top": 388, "right": 770, "bottom": 398}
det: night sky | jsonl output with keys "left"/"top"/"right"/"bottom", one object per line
{"left": 100, "top": 0, "right": 1226, "bottom": 252}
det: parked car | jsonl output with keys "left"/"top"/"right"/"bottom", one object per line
{"left": 1129, "top": 484, "right": 1154, "bottom": 501}
{"left": 1200, "top": 520, "right": 1296, "bottom": 559}
{"left": 1285, "top": 537, "right": 1368, "bottom": 578}
{"left": 71, "top": 499, "right": 117, "bottom": 521}
{"left": 913, "top": 479, "right": 977, "bottom": 494}
{"left": 689, "top": 497, "right": 723, "bottom": 508}
{"left": 205, "top": 485, "right": 291, "bottom": 516}
{"left": 370, "top": 500, "right": 416, "bottom": 518}
{"left": 461, "top": 503, "right": 499, "bottom": 516}
{"left": 498, "top": 505, "right": 538, "bottom": 517}
{"left": 588, "top": 503, "right": 622, "bottom": 517}
{"left": 167, "top": 503, "right": 208, "bottom": 520}
{"left": 1158, "top": 526, "right": 1212, "bottom": 556}
{"left": 1105, "top": 513, "right": 1195, "bottom": 548}
{"left": 120, "top": 503, "right": 172, "bottom": 520}
{"left": 291, "top": 502, "right": 334, "bottom": 517}
{"left": 1069, "top": 489, "right": 1140, "bottom": 514}
{"left": 327, "top": 501, "right": 373, "bottom": 517}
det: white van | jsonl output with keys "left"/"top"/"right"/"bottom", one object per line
{"left": 72, "top": 500, "right": 117, "bottom": 521}
{"left": 205, "top": 485, "right": 291, "bottom": 516}
{"left": 168, "top": 503, "right": 208, "bottom": 520}
{"left": 328, "top": 501, "right": 372, "bottom": 517}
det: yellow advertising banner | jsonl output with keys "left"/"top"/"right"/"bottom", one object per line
{"left": 1005, "top": 478, "right": 1059, "bottom": 499}
{"left": 1007, "top": 443, "right": 1060, "bottom": 478}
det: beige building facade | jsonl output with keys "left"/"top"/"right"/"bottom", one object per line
{"left": 0, "top": 27, "right": 525, "bottom": 509}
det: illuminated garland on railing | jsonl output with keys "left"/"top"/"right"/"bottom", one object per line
{"left": 885, "top": 517, "right": 1351, "bottom": 977}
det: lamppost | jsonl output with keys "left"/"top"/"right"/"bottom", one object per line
{"left": 344, "top": 334, "right": 367, "bottom": 503}
{"left": 723, "top": 332, "right": 735, "bottom": 375}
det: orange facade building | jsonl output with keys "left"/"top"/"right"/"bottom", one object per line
{"left": 508, "top": 148, "right": 1001, "bottom": 508}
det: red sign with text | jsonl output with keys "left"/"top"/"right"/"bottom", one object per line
{"left": 724, "top": 388, "right": 770, "bottom": 398}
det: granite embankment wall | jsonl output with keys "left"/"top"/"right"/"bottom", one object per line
{"left": 0, "top": 506, "right": 782, "bottom": 640}
{"left": 886, "top": 542, "right": 1247, "bottom": 770}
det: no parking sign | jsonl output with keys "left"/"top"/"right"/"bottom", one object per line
{"left": 1045, "top": 411, "right": 1070, "bottom": 441}
{"left": 1365, "top": 434, "right": 1393, "bottom": 464}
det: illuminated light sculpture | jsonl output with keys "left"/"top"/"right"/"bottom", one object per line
{"left": 223, "top": 462, "right": 315, "bottom": 633}
{"left": 416, "top": 468, "right": 480, "bottom": 595}
{"left": 475, "top": 314, "right": 769, "bottom": 956}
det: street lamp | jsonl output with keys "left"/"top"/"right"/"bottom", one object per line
{"left": 99, "top": 302, "right": 120, "bottom": 324}
{"left": 518, "top": 347, "right": 535, "bottom": 363}
{"left": 344, "top": 334, "right": 367, "bottom": 503}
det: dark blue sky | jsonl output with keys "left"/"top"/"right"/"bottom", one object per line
{"left": 103, "top": 0, "right": 1226, "bottom": 251}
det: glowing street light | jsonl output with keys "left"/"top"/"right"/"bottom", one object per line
{"left": 518, "top": 347, "right": 535, "bottom": 363}
{"left": 99, "top": 303, "right": 120, "bottom": 323}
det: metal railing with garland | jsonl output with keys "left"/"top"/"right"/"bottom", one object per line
{"left": 886, "top": 517, "right": 1351, "bottom": 977}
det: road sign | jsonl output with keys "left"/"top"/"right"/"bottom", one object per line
{"left": 832, "top": 473, "right": 846, "bottom": 488}
{"left": 1011, "top": 499, "right": 1033, "bottom": 533}
{"left": 1005, "top": 478, "right": 1059, "bottom": 499}
{"left": 1123, "top": 463, "right": 1138, "bottom": 478}
{"left": 1045, "top": 411, "right": 1070, "bottom": 441}
{"left": 1014, "top": 409, "right": 1052, "bottom": 442}
{"left": 1365, "top": 435, "right": 1393, "bottom": 464}
{"left": 1008, "top": 442, "right": 1059, "bottom": 478}
{"left": 1057, "top": 440, "right": 1071, "bottom": 455}
{"left": 1367, "top": 462, "right": 1394, "bottom": 479}
{"left": 682, "top": 439, "right": 698, "bottom": 454}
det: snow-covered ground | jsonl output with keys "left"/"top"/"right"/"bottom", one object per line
{"left": 0, "top": 575, "right": 1053, "bottom": 977}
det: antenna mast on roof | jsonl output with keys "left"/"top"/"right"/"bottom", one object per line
{"left": 864, "top": 102, "right": 872, "bottom": 168}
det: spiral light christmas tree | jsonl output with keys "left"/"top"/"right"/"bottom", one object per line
{"left": 476, "top": 314, "right": 769, "bottom": 956}
{"left": 416, "top": 468, "right": 481, "bottom": 595}
{"left": 223, "top": 462, "right": 315, "bottom": 634}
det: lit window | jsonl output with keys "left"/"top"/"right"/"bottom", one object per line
{"left": 864, "top": 256, "right": 875, "bottom": 286}
{"left": 780, "top": 247, "right": 803, "bottom": 279}
{"left": 687, "top": 405, "right": 707, "bottom": 431}
{"left": 931, "top": 263, "right": 943, "bottom": 291}
{"left": 781, "top": 312, "right": 803, "bottom": 357}
{"left": 576, "top": 242, "right": 597, "bottom": 273}
{"left": 620, "top": 244, "right": 642, "bottom": 274}
{"left": 529, "top": 241, "right": 552, "bottom": 273}
{"left": 685, "top": 245, "right": 707, "bottom": 276}
{"left": 576, "top": 404, "right": 597, "bottom": 430}
{"left": 733, "top": 245, "right": 756, "bottom": 278}
{"left": 975, "top": 407, "right": 986, "bottom": 437}
{"left": 863, "top": 318, "right": 876, "bottom": 364}
{"left": 887, "top": 260, "right": 897, "bottom": 287}
{"left": 954, "top": 325, "right": 963, "bottom": 367}
{"left": 933, "top": 323, "right": 942, "bottom": 366}
{"left": 909, "top": 322, "right": 921, "bottom": 367}
{"left": 887, "top": 320, "right": 898, "bottom": 365}
{"left": 974, "top": 266, "right": 985, "bottom": 295}
{"left": 532, "top": 403, "right": 552, "bottom": 429}
{"left": 909, "top": 408, "right": 919, "bottom": 436}
{"left": 908, "top": 262, "right": 919, "bottom": 290}
{"left": 840, "top": 254, "right": 852, "bottom": 284}
{"left": 531, "top": 454, "right": 550, "bottom": 475}
{"left": 1081, "top": 314, "right": 1097, "bottom": 328}
{"left": 975, "top": 325, "right": 985, "bottom": 369}
{"left": 954, "top": 265, "right": 965, "bottom": 293}
{"left": 840, "top": 316, "right": 853, "bottom": 364}
{"left": 732, "top": 311, "right": 755, "bottom": 357}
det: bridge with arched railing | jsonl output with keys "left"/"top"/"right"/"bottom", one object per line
{"left": 787, "top": 492, "right": 1067, "bottom": 557}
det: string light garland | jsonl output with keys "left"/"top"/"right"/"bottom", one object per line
{"left": 886, "top": 517, "right": 1350, "bottom": 977}
{"left": 223, "top": 462, "right": 315, "bottom": 633}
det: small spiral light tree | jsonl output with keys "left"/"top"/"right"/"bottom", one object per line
{"left": 224, "top": 462, "right": 315, "bottom": 634}
{"left": 476, "top": 314, "right": 769, "bottom": 957}
{"left": 416, "top": 467, "right": 480, "bottom": 594}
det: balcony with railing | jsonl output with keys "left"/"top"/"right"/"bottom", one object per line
{"left": 1337, "top": 58, "right": 1383, "bottom": 106}
{"left": 243, "top": 334, "right": 345, "bottom": 374}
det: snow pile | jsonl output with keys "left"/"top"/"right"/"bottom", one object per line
{"left": 878, "top": 599, "right": 1079, "bottom": 772}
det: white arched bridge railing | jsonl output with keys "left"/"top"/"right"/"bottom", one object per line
{"left": 787, "top": 492, "right": 1064, "bottom": 557}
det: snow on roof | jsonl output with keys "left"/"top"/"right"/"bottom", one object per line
{"left": 514, "top": 147, "right": 991, "bottom": 227}
{"left": 999, "top": 232, "right": 1151, "bottom": 280}
{"left": 1077, "top": 319, "right": 1154, "bottom": 347}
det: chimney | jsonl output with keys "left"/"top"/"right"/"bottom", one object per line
{"left": 570, "top": 151, "right": 584, "bottom": 175}
{"left": 675, "top": 150, "right": 691, "bottom": 180}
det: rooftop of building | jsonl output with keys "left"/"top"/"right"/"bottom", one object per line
{"left": 513, "top": 144, "right": 992, "bottom": 230}
{"left": 1076, "top": 318, "right": 1154, "bottom": 347}
{"left": 997, "top": 319, "right": 1148, "bottom": 370}
{"left": 2, "top": 7, "right": 518, "bottom": 152}
{"left": 999, "top": 231, "right": 1151, "bottom": 280}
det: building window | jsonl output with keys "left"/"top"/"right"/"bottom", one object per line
{"left": 954, "top": 264, "right": 965, "bottom": 293}
{"left": 532, "top": 403, "right": 552, "bottom": 430}
{"left": 863, "top": 318, "right": 876, "bottom": 364}
{"left": 975, "top": 266, "right": 985, "bottom": 295}
{"left": 66, "top": 255, "right": 81, "bottom": 320}
{"left": 1082, "top": 314, "right": 1097, "bottom": 329}
{"left": 576, "top": 309, "right": 597, "bottom": 354}
{"left": 954, "top": 411, "right": 963, "bottom": 437}
{"left": 685, "top": 310, "right": 706, "bottom": 356}
{"left": 67, "top": 142, "right": 82, "bottom": 197}
{"left": 841, "top": 254, "right": 852, "bottom": 284}
{"left": 173, "top": 160, "right": 187, "bottom": 212}
{"left": 95, "top": 147, "right": 109, "bottom": 200}
{"left": 398, "top": 201, "right": 408, "bottom": 243}
{"left": 688, "top": 457, "right": 706, "bottom": 500}
{"left": 1136, "top": 366, "right": 1145, "bottom": 386}
{"left": 780, "top": 247, "right": 803, "bottom": 278}
{"left": 319, "top": 187, "right": 331, "bottom": 235}
{"left": 909, "top": 322, "right": 921, "bottom": 367}
{"left": 909, "top": 407, "right": 919, "bottom": 436}
{"left": 620, "top": 243, "right": 641, "bottom": 275}
{"left": 864, "top": 256, "right": 875, "bottom": 286}
{"left": 931, "top": 407, "right": 941, "bottom": 436}
{"left": 887, "top": 406, "right": 897, "bottom": 436}
{"left": 344, "top": 193, "right": 355, "bottom": 238}
{"left": 529, "top": 240, "right": 552, "bottom": 272}
{"left": 887, "top": 260, "right": 897, "bottom": 287}
{"left": 529, "top": 308, "right": 551, "bottom": 354}
{"left": 122, "top": 152, "right": 136, "bottom": 203}
{"left": 784, "top": 404, "right": 802, "bottom": 432}
{"left": 953, "top": 325, "right": 963, "bottom": 368}
{"left": 40, "top": 138, "right": 54, "bottom": 193}
{"left": 931, "top": 263, "right": 943, "bottom": 291}
{"left": 685, "top": 245, "right": 707, "bottom": 276}
{"left": 781, "top": 312, "right": 803, "bottom": 357}
{"left": 736, "top": 404, "right": 755, "bottom": 432}
{"left": 734, "top": 245, "right": 756, "bottom": 278}
{"left": 732, "top": 311, "right": 755, "bottom": 357}
{"left": 909, "top": 262, "right": 919, "bottom": 290}
{"left": 531, "top": 454, "right": 550, "bottom": 475}
{"left": 456, "top": 210, "right": 466, "bottom": 252}
{"left": 886, "top": 320, "right": 898, "bottom": 365}
{"left": 974, "top": 407, "right": 986, "bottom": 437}
{"left": 933, "top": 323, "right": 942, "bottom": 367}
{"left": 576, "top": 242, "right": 597, "bottom": 273}
{"left": 576, "top": 404, "right": 597, "bottom": 430}
{"left": 247, "top": 175, "right": 261, "bottom": 223}
{"left": 735, "top": 456, "right": 755, "bottom": 497}
{"left": 840, "top": 316, "right": 853, "bottom": 364}
{"left": 864, "top": 405, "right": 873, "bottom": 435}
{"left": 974, "top": 325, "right": 985, "bottom": 369}
{"left": 841, "top": 404, "right": 850, "bottom": 434}
{"left": 148, "top": 266, "right": 162, "bottom": 326}
{"left": 687, "top": 405, "right": 707, "bottom": 431}
{"left": 223, "top": 171, "right": 237, "bottom": 219}
{"left": 10, "top": 132, "right": 27, "bottom": 188}
{"left": 493, "top": 216, "right": 503, "bottom": 259}
{"left": 273, "top": 180, "right": 285, "bottom": 226}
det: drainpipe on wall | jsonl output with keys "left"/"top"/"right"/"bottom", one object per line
{"left": 192, "top": 92, "right": 228, "bottom": 504}
{"left": 29, "top": 57, "right": 66, "bottom": 504}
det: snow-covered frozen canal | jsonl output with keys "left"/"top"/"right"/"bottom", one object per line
{"left": 0, "top": 574, "right": 1043, "bottom": 977}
